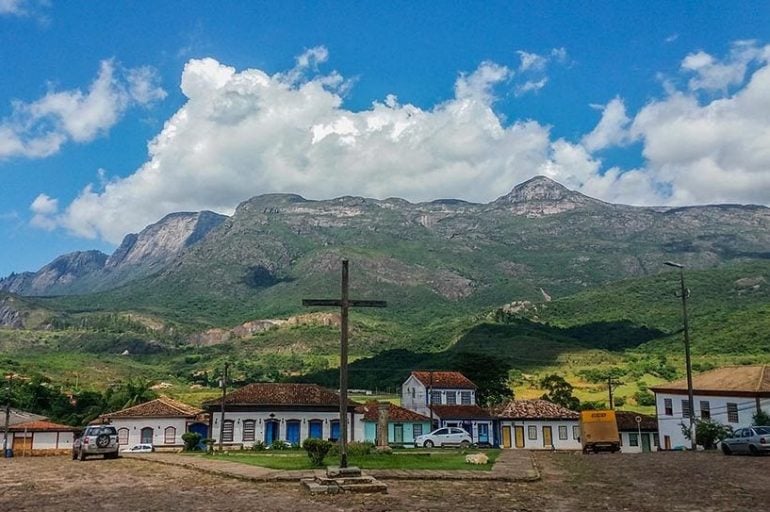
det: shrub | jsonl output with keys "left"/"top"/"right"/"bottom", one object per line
{"left": 328, "top": 441, "right": 374, "bottom": 457}
{"left": 303, "top": 438, "right": 333, "bottom": 467}
{"left": 681, "top": 420, "right": 732, "bottom": 449}
{"left": 613, "top": 397, "right": 626, "bottom": 407}
{"left": 633, "top": 389, "right": 656, "bottom": 407}
{"left": 753, "top": 409, "right": 770, "bottom": 426}
{"left": 270, "top": 439, "right": 290, "bottom": 451}
{"left": 181, "top": 431, "right": 202, "bottom": 451}
{"left": 249, "top": 440, "right": 266, "bottom": 451}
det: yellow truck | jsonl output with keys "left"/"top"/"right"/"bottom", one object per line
{"left": 579, "top": 410, "right": 620, "bottom": 454}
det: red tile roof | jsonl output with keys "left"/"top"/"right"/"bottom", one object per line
{"left": 101, "top": 396, "right": 204, "bottom": 419}
{"left": 8, "top": 420, "right": 78, "bottom": 432}
{"left": 430, "top": 405, "right": 492, "bottom": 420}
{"left": 615, "top": 411, "right": 658, "bottom": 431}
{"left": 202, "top": 383, "right": 355, "bottom": 408}
{"left": 356, "top": 401, "right": 431, "bottom": 423}
{"left": 650, "top": 365, "right": 770, "bottom": 396}
{"left": 411, "top": 371, "right": 476, "bottom": 389}
{"left": 493, "top": 399, "right": 579, "bottom": 420}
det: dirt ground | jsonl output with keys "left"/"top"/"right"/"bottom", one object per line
{"left": 0, "top": 451, "right": 767, "bottom": 511}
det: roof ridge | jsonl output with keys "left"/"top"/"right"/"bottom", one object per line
{"left": 157, "top": 396, "right": 201, "bottom": 414}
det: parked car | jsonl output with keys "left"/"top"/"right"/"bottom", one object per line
{"left": 721, "top": 426, "right": 770, "bottom": 455}
{"left": 122, "top": 443, "right": 154, "bottom": 453}
{"left": 72, "top": 425, "right": 120, "bottom": 461}
{"left": 414, "top": 427, "right": 472, "bottom": 448}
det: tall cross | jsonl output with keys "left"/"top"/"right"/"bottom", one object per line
{"left": 303, "top": 259, "right": 386, "bottom": 468}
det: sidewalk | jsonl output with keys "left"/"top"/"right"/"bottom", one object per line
{"left": 125, "top": 449, "right": 539, "bottom": 482}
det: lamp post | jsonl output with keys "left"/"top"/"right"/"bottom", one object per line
{"left": 664, "top": 261, "right": 696, "bottom": 450}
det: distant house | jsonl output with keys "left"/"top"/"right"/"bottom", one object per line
{"left": 401, "top": 371, "right": 493, "bottom": 443}
{"left": 615, "top": 411, "right": 658, "bottom": 453}
{"left": 650, "top": 365, "right": 770, "bottom": 450}
{"left": 202, "top": 383, "right": 363, "bottom": 448}
{"left": 356, "top": 401, "right": 431, "bottom": 446}
{"left": 98, "top": 397, "right": 207, "bottom": 450}
{"left": 1, "top": 408, "right": 77, "bottom": 456}
{"left": 494, "top": 399, "right": 581, "bottom": 450}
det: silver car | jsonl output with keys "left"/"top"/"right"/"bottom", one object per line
{"left": 721, "top": 426, "right": 770, "bottom": 456}
{"left": 414, "top": 427, "right": 472, "bottom": 448}
{"left": 73, "top": 425, "right": 120, "bottom": 460}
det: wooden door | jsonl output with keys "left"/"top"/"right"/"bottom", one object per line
{"left": 514, "top": 426, "right": 525, "bottom": 448}
{"left": 14, "top": 435, "right": 33, "bottom": 456}
{"left": 664, "top": 435, "right": 671, "bottom": 450}
{"left": 543, "top": 426, "right": 553, "bottom": 448}
{"left": 502, "top": 426, "right": 512, "bottom": 448}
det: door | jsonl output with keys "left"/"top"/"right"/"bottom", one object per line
{"left": 478, "top": 423, "right": 489, "bottom": 445}
{"left": 641, "top": 433, "right": 652, "bottom": 453}
{"left": 664, "top": 435, "right": 671, "bottom": 450}
{"left": 13, "top": 435, "right": 32, "bottom": 456}
{"left": 394, "top": 424, "right": 403, "bottom": 444}
{"left": 286, "top": 421, "right": 301, "bottom": 446}
{"left": 514, "top": 426, "right": 525, "bottom": 448}
{"left": 461, "top": 422, "right": 473, "bottom": 440}
{"left": 308, "top": 420, "right": 323, "bottom": 439}
{"left": 543, "top": 426, "right": 553, "bottom": 448}
{"left": 264, "top": 420, "right": 279, "bottom": 444}
{"left": 140, "top": 427, "right": 154, "bottom": 444}
{"left": 330, "top": 420, "right": 340, "bottom": 441}
{"left": 502, "top": 426, "right": 512, "bottom": 448}
{"left": 188, "top": 423, "right": 208, "bottom": 449}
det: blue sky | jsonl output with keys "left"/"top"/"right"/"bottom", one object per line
{"left": 1, "top": 1, "right": 769, "bottom": 276}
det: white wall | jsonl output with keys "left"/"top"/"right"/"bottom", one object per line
{"left": 33, "top": 432, "right": 74, "bottom": 450}
{"left": 499, "top": 419, "right": 581, "bottom": 450}
{"left": 210, "top": 411, "right": 365, "bottom": 447}
{"left": 107, "top": 417, "right": 192, "bottom": 447}
{"left": 655, "top": 392, "right": 770, "bottom": 449}
{"left": 619, "top": 431, "right": 658, "bottom": 453}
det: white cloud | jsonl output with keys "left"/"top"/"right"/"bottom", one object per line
{"left": 581, "top": 97, "right": 631, "bottom": 152}
{"left": 0, "top": 59, "right": 166, "bottom": 159}
{"left": 512, "top": 48, "right": 568, "bottom": 96}
{"left": 0, "top": 0, "right": 27, "bottom": 15}
{"left": 514, "top": 78, "right": 548, "bottom": 97}
{"left": 681, "top": 40, "right": 764, "bottom": 92}
{"left": 29, "top": 193, "right": 58, "bottom": 230}
{"left": 517, "top": 51, "right": 547, "bottom": 72}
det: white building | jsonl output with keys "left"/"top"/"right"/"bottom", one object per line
{"left": 203, "top": 383, "right": 364, "bottom": 448}
{"left": 99, "top": 396, "right": 208, "bottom": 451}
{"left": 615, "top": 411, "right": 659, "bottom": 453}
{"left": 651, "top": 365, "right": 770, "bottom": 450}
{"left": 401, "top": 371, "right": 477, "bottom": 418}
{"left": 5, "top": 417, "right": 77, "bottom": 456}
{"left": 495, "top": 399, "right": 581, "bottom": 450}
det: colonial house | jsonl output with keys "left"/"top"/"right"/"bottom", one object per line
{"left": 202, "top": 383, "right": 363, "bottom": 448}
{"left": 650, "top": 365, "right": 770, "bottom": 450}
{"left": 98, "top": 396, "right": 208, "bottom": 451}
{"left": 356, "top": 401, "right": 431, "bottom": 447}
{"left": 615, "top": 411, "right": 659, "bottom": 453}
{"left": 400, "top": 371, "right": 493, "bottom": 443}
{"left": 2, "top": 408, "right": 76, "bottom": 456}
{"left": 495, "top": 399, "right": 581, "bottom": 450}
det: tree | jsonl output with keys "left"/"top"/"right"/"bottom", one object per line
{"left": 540, "top": 374, "right": 580, "bottom": 410}
{"left": 103, "top": 379, "right": 158, "bottom": 412}
{"left": 681, "top": 419, "right": 732, "bottom": 449}
{"left": 753, "top": 409, "right": 770, "bottom": 426}
{"left": 450, "top": 352, "right": 514, "bottom": 406}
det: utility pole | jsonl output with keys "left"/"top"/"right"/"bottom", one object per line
{"left": 607, "top": 376, "right": 615, "bottom": 410}
{"left": 218, "top": 362, "right": 229, "bottom": 452}
{"left": 665, "top": 261, "right": 696, "bottom": 450}
{"left": 428, "top": 371, "right": 434, "bottom": 427}
{"left": 3, "top": 374, "right": 10, "bottom": 457}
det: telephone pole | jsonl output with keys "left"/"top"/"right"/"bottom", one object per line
{"left": 218, "top": 362, "right": 229, "bottom": 452}
{"left": 3, "top": 375, "right": 10, "bottom": 457}
{"left": 607, "top": 376, "right": 615, "bottom": 410}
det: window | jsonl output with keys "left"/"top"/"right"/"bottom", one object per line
{"left": 435, "top": 428, "right": 449, "bottom": 436}
{"left": 430, "top": 390, "right": 442, "bottom": 405}
{"left": 629, "top": 433, "right": 639, "bottom": 447}
{"left": 664, "top": 398, "right": 673, "bottom": 416}
{"left": 164, "top": 426, "right": 176, "bottom": 444}
{"left": 140, "top": 427, "right": 154, "bottom": 444}
{"left": 700, "top": 401, "right": 710, "bottom": 420}
{"left": 727, "top": 403, "right": 739, "bottom": 423}
{"left": 412, "top": 424, "right": 423, "bottom": 438}
{"left": 528, "top": 426, "right": 537, "bottom": 440}
{"left": 446, "top": 391, "right": 457, "bottom": 405}
{"left": 242, "top": 420, "right": 256, "bottom": 442}
{"left": 653, "top": 433, "right": 659, "bottom": 447}
{"left": 681, "top": 400, "right": 691, "bottom": 418}
{"left": 572, "top": 426, "right": 580, "bottom": 440}
{"left": 222, "top": 420, "right": 234, "bottom": 443}
{"left": 308, "top": 420, "right": 323, "bottom": 439}
{"left": 117, "top": 428, "right": 129, "bottom": 445}
{"left": 558, "top": 425, "right": 568, "bottom": 440}
{"left": 460, "top": 391, "right": 472, "bottom": 405}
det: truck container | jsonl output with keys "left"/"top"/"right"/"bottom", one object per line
{"left": 579, "top": 410, "right": 620, "bottom": 453}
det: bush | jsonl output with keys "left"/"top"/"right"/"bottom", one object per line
{"left": 681, "top": 420, "right": 732, "bottom": 449}
{"left": 181, "top": 431, "right": 202, "bottom": 451}
{"left": 613, "top": 397, "right": 626, "bottom": 407}
{"left": 303, "top": 438, "right": 333, "bottom": 467}
{"left": 270, "top": 439, "right": 290, "bottom": 450}
{"left": 633, "top": 389, "right": 656, "bottom": 407}
{"left": 753, "top": 409, "right": 770, "bottom": 426}
{"left": 328, "top": 441, "right": 374, "bottom": 457}
{"left": 249, "top": 440, "right": 266, "bottom": 451}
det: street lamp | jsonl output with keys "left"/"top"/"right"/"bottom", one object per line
{"left": 664, "top": 261, "right": 696, "bottom": 450}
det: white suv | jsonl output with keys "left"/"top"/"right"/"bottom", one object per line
{"left": 73, "top": 425, "right": 120, "bottom": 460}
{"left": 415, "top": 427, "right": 473, "bottom": 448}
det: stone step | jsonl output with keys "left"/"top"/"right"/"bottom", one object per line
{"left": 326, "top": 465, "right": 362, "bottom": 478}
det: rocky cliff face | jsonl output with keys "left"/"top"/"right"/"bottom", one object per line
{"left": 492, "top": 175, "right": 606, "bottom": 216}
{"left": 0, "top": 251, "right": 108, "bottom": 296}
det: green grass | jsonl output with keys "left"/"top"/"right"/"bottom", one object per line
{"left": 195, "top": 449, "right": 500, "bottom": 471}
